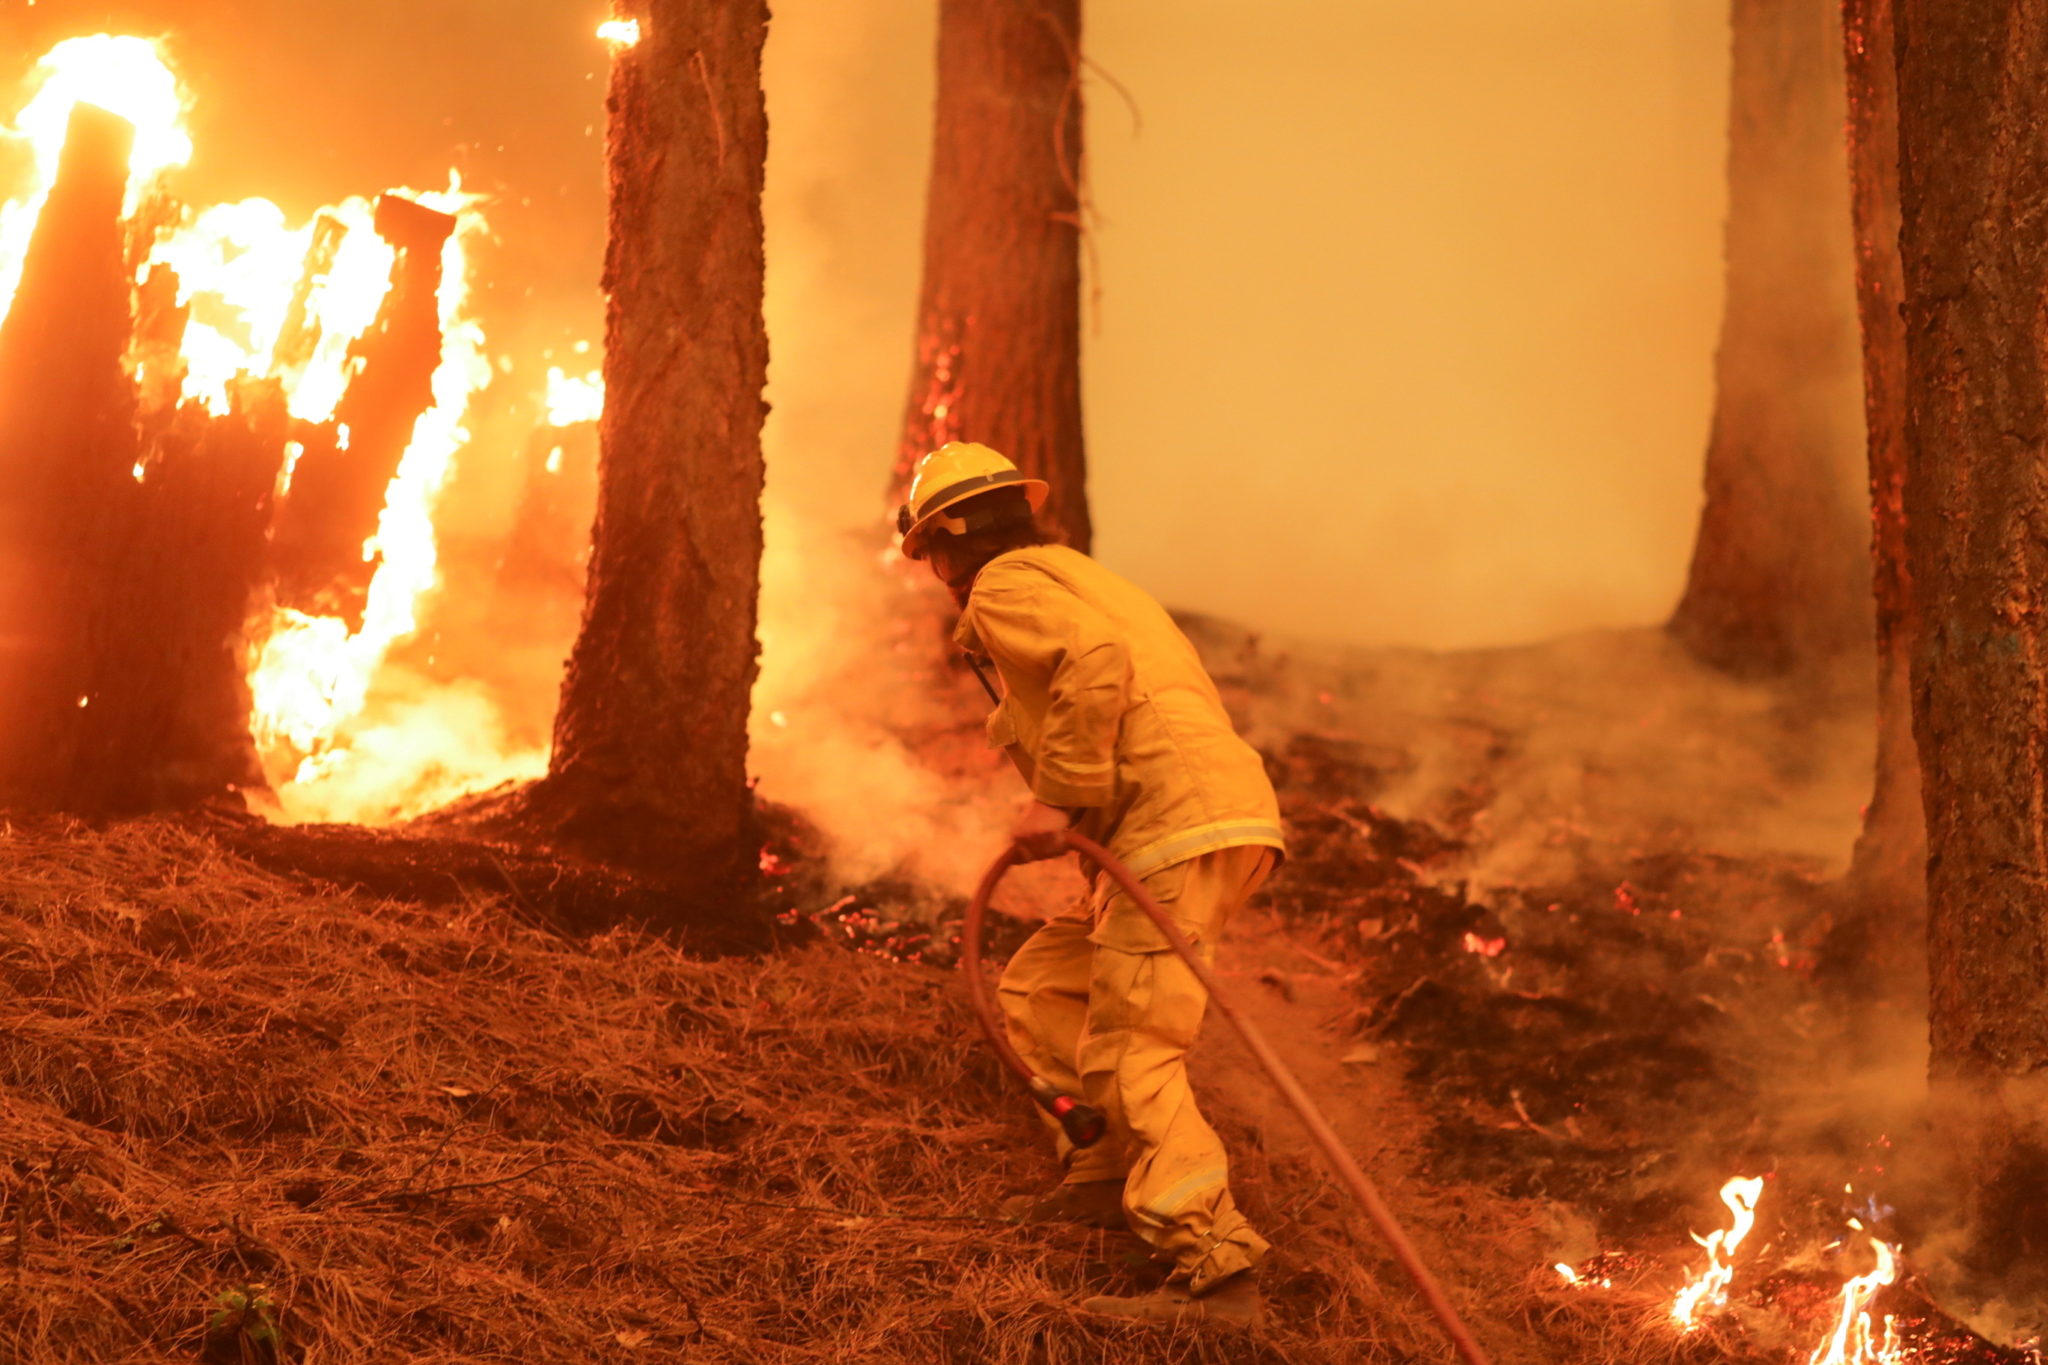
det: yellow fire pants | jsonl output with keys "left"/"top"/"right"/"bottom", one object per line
{"left": 997, "top": 843, "right": 1275, "bottom": 1291}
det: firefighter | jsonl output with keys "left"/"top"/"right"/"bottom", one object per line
{"left": 897, "top": 442, "right": 1287, "bottom": 1327}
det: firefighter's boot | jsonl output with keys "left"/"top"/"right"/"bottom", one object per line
{"left": 999, "top": 1179, "right": 1126, "bottom": 1229}
{"left": 1079, "top": 1273, "right": 1262, "bottom": 1328}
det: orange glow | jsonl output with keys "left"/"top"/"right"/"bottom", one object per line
{"left": 597, "top": 18, "right": 642, "bottom": 48}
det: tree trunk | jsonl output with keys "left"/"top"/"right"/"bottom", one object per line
{"left": 1669, "top": 0, "right": 1870, "bottom": 677}
{"left": 895, "top": 0, "right": 1089, "bottom": 552}
{"left": 0, "top": 105, "right": 141, "bottom": 807}
{"left": 87, "top": 386, "right": 284, "bottom": 811}
{"left": 1838, "top": 0, "right": 1925, "bottom": 954}
{"left": 536, "top": 0, "right": 769, "bottom": 893}
{"left": 1895, "top": 0, "right": 2048, "bottom": 1278}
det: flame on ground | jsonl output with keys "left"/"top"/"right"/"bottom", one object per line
{"left": 1670, "top": 1174, "right": 1766, "bottom": 1329}
{"left": 1561, "top": 1177, "right": 1918, "bottom": 1365}
{"left": 1810, "top": 1222, "right": 1903, "bottom": 1365}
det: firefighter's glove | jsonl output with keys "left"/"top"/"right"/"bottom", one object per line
{"left": 1011, "top": 801, "right": 1073, "bottom": 863}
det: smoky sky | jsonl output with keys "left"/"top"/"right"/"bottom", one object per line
{"left": 1, "top": 0, "right": 1737, "bottom": 650}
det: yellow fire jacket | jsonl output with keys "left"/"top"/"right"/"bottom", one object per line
{"left": 953, "top": 545, "right": 1286, "bottom": 879}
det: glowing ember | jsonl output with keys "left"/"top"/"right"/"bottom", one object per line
{"left": 0, "top": 35, "right": 192, "bottom": 325}
{"left": 1671, "top": 1175, "right": 1765, "bottom": 1329}
{"left": 1461, "top": 930, "right": 1507, "bottom": 957}
{"left": 544, "top": 364, "right": 604, "bottom": 426}
{"left": 597, "top": 18, "right": 642, "bottom": 48}
{"left": 1809, "top": 1223, "right": 1903, "bottom": 1365}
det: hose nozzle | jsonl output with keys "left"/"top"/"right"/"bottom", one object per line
{"left": 1028, "top": 1078, "right": 1106, "bottom": 1147}
{"left": 1046, "top": 1093, "right": 1107, "bottom": 1148}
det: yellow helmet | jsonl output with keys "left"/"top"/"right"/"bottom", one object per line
{"left": 895, "top": 442, "right": 1048, "bottom": 559}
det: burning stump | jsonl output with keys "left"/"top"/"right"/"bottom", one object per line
{"left": 0, "top": 100, "right": 461, "bottom": 817}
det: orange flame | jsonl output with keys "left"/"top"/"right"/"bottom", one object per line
{"left": 247, "top": 176, "right": 506, "bottom": 815}
{"left": 1670, "top": 1175, "right": 1765, "bottom": 1329}
{"left": 1808, "top": 1222, "right": 1903, "bottom": 1365}
{"left": 0, "top": 35, "right": 192, "bottom": 326}
{"left": 544, "top": 364, "right": 604, "bottom": 426}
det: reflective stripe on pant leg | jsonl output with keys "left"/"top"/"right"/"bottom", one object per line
{"left": 1078, "top": 850, "right": 1271, "bottom": 1286}
{"left": 1080, "top": 941, "right": 1267, "bottom": 1286}
{"left": 997, "top": 911, "right": 1126, "bottom": 1183}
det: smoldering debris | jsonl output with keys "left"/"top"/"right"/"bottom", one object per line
{"left": 1215, "top": 629, "right": 2035, "bottom": 1363}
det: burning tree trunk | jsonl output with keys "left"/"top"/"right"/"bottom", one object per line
{"left": 84, "top": 390, "right": 285, "bottom": 809}
{"left": 532, "top": 2, "right": 769, "bottom": 893}
{"left": 0, "top": 105, "right": 297, "bottom": 814}
{"left": 270, "top": 194, "right": 455, "bottom": 627}
{"left": 895, "top": 0, "right": 1090, "bottom": 552}
{"left": 0, "top": 105, "right": 142, "bottom": 807}
{"left": 1836, "top": 0, "right": 1925, "bottom": 956}
{"left": 1668, "top": 0, "right": 1870, "bottom": 677}
{"left": 1894, "top": 0, "right": 2048, "bottom": 1274}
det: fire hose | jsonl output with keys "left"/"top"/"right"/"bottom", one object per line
{"left": 963, "top": 829, "right": 1496, "bottom": 1365}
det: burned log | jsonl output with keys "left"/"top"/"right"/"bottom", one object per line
{"left": 269, "top": 193, "right": 453, "bottom": 627}
{"left": 0, "top": 103, "right": 143, "bottom": 808}
{"left": 269, "top": 211, "right": 347, "bottom": 385}
{"left": 129, "top": 262, "right": 189, "bottom": 413}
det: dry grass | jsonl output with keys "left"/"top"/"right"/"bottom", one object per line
{"left": 0, "top": 814, "right": 1762, "bottom": 1364}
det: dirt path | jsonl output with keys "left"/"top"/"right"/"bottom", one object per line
{"left": 1196, "top": 906, "right": 1558, "bottom": 1362}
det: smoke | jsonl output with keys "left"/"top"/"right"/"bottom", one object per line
{"left": 748, "top": 507, "right": 1085, "bottom": 915}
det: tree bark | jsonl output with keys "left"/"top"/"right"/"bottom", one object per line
{"left": 1669, "top": 0, "right": 1870, "bottom": 677}
{"left": 0, "top": 105, "right": 141, "bottom": 807}
{"left": 895, "top": 0, "right": 1090, "bottom": 552}
{"left": 87, "top": 386, "right": 284, "bottom": 811}
{"left": 1895, "top": 0, "right": 2048, "bottom": 1276}
{"left": 1838, "top": 0, "right": 1926, "bottom": 948}
{"left": 536, "top": 0, "right": 769, "bottom": 892}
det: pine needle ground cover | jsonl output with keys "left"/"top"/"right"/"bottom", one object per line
{"left": 0, "top": 815, "right": 1551, "bottom": 1365}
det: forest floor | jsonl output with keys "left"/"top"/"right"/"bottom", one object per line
{"left": 0, "top": 621, "right": 2039, "bottom": 1364}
